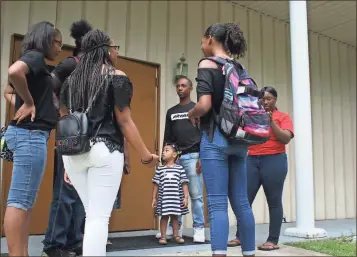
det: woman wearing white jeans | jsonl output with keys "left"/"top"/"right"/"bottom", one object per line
{"left": 59, "top": 29, "right": 159, "bottom": 256}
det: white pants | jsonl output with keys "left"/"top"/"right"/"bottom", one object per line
{"left": 63, "top": 142, "right": 124, "bottom": 256}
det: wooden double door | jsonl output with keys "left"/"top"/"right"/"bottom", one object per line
{"left": 1, "top": 34, "right": 160, "bottom": 235}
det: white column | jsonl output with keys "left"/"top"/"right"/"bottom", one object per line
{"left": 284, "top": 0, "right": 327, "bottom": 239}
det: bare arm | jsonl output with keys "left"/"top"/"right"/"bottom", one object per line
{"left": 188, "top": 59, "right": 217, "bottom": 119}
{"left": 8, "top": 61, "right": 34, "bottom": 105}
{"left": 4, "top": 85, "right": 16, "bottom": 107}
{"left": 152, "top": 183, "right": 158, "bottom": 200}
{"left": 182, "top": 183, "right": 189, "bottom": 199}
{"left": 270, "top": 120, "right": 293, "bottom": 144}
{"left": 152, "top": 183, "right": 159, "bottom": 208}
{"left": 189, "top": 94, "right": 212, "bottom": 118}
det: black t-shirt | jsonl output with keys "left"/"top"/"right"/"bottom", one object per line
{"left": 52, "top": 57, "right": 78, "bottom": 109}
{"left": 60, "top": 75, "right": 133, "bottom": 150}
{"left": 53, "top": 57, "right": 77, "bottom": 83}
{"left": 163, "top": 101, "right": 201, "bottom": 154}
{"left": 196, "top": 68, "right": 225, "bottom": 135}
{"left": 10, "top": 50, "right": 58, "bottom": 131}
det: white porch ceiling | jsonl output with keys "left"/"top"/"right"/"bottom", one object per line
{"left": 230, "top": 1, "right": 356, "bottom": 47}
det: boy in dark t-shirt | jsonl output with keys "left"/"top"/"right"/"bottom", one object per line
{"left": 41, "top": 19, "right": 92, "bottom": 257}
{"left": 156, "top": 76, "right": 205, "bottom": 243}
{"left": 42, "top": 56, "right": 85, "bottom": 257}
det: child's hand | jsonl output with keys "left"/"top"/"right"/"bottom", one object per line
{"left": 183, "top": 197, "right": 188, "bottom": 208}
{"left": 152, "top": 198, "right": 157, "bottom": 208}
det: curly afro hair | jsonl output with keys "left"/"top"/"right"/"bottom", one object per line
{"left": 70, "top": 19, "right": 93, "bottom": 56}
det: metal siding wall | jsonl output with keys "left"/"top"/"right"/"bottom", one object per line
{"left": 1, "top": 0, "right": 355, "bottom": 227}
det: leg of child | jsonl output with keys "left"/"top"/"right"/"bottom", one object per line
{"left": 159, "top": 216, "right": 169, "bottom": 244}
{"left": 171, "top": 215, "right": 184, "bottom": 244}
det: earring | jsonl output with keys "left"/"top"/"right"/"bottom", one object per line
{"left": 108, "top": 52, "right": 111, "bottom": 56}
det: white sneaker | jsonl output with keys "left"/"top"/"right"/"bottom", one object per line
{"left": 193, "top": 227, "right": 205, "bottom": 243}
{"left": 155, "top": 225, "right": 183, "bottom": 239}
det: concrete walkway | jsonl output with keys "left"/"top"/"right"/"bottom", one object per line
{"left": 1, "top": 218, "right": 355, "bottom": 256}
{"left": 150, "top": 245, "right": 330, "bottom": 256}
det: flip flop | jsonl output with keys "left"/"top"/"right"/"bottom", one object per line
{"left": 175, "top": 236, "right": 185, "bottom": 244}
{"left": 227, "top": 239, "right": 241, "bottom": 247}
{"left": 159, "top": 237, "right": 167, "bottom": 245}
{"left": 258, "top": 242, "right": 280, "bottom": 251}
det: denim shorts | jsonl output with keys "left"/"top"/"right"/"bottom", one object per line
{"left": 5, "top": 125, "right": 50, "bottom": 211}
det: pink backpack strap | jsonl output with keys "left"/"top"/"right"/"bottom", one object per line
{"left": 72, "top": 56, "right": 79, "bottom": 63}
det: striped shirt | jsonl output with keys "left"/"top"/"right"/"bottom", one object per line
{"left": 152, "top": 164, "right": 189, "bottom": 216}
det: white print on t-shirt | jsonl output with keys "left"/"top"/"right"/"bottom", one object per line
{"left": 171, "top": 112, "right": 189, "bottom": 121}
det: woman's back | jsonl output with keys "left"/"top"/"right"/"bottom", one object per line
{"left": 60, "top": 72, "right": 133, "bottom": 152}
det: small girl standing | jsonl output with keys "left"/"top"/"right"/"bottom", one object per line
{"left": 152, "top": 144, "right": 189, "bottom": 245}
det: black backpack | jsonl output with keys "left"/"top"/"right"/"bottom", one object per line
{"left": 55, "top": 76, "right": 108, "bottom": 156}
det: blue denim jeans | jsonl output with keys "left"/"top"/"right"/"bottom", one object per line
{"left": 42, "top": 149, "right": 85, "bottom": 252}
{"left": 200, "top": 127, "right": 255, "bottom": 255}
{"left": 171, "top": 152, "right": 205, "bottom": 228}
{"left": 236, "top": 153, "right": 288, "bottom": 244}
{"left": 4, "top": 125, "right": 50, "bottom": 211}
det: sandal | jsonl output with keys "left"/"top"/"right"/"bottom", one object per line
{"left": 258, "top": 242, "right": 280, "bottom": 251}
{"left": 227, "top": 239, "right": 241, "bottom": 247}
{"left": 159, "top": 237, "right": 167, "bottom": 245}
{"left": 175, "top": 236, "right": 185, "bottom": 244}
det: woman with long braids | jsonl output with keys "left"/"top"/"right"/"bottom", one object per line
{"left": 42, "top": 19, "right": 92, "bottom": 257}
{"left": 3, "top": 21, "right": 62, "bottom": 256}
{"left": 228, "top": 86, "right": 294, "bottom": 251}
{"left": 59, "top": 29, "right": 159, "bottom": 256}
{"left": 188, "top": 23, "right": 256, "bottom": 256}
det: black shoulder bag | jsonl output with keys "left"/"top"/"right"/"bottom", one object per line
{"left": 55, "top": 76, "right": 108, "bottom": 156}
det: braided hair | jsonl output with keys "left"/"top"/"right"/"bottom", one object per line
{"left": 70, "top": 19, "right": 93, "bottom": 56}
{"left": 62, "top": 29, "right": 115, "bottom": 111}
{"left": 204, "top": 23, "right": 247, "bottom": 59}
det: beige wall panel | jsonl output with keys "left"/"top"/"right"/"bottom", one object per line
{"left": 348, "top": 48, "right": 356, "bottom": 212}
{"left": 285, "top": 24, "right": 296, "bottom": 222}
{"left": 165, "top": 1, "right": 186, "bottom": 103}
{"left": 339, "top": 44, "right": 355, "bottom": 219}
{"left": 219, "top": 1, "right": 234, "bottom": 23}
{"left": 233, "top": 6, "right": 249, "bottom": 69}
{"left": 126, "top": 1, "right": 149, "bottom": 60}
{"left": 275, "top": 21, "right": 293, "bottom": 222}
{"left": 203, "top": 1, "right": 220, "bottom": 30}
{"left": 107, "top": 1, "right": 128, "bottom": 56}
{"left": 55, "top": 1, "right": 83, "bottom": 46}
{"left": 186, "top": 0, "right": 204, "bottom": 98}
{"left": 83, "top": 1, "right": 108, "bottom": 31}
{"left": 329, "top": 40, "right": 346, "bottom": 219}
{"left": 28, "top": 1, "right": 57, "bottom": 26}
{"left": 309, "top": 33, "right": 326, "bottom": 220}
{"left": 319, "top": 36, "right": 336, "bottom": 219}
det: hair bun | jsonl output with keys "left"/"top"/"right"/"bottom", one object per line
{"left": 224, "top": 23, "right": 247, "bottom": 59}
{"left": 70, "top": 20, "right": 93, "bottom": 41}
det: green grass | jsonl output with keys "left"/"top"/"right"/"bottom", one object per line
{"left": 285, "top": 236, "right": 356, "bottom": 256}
